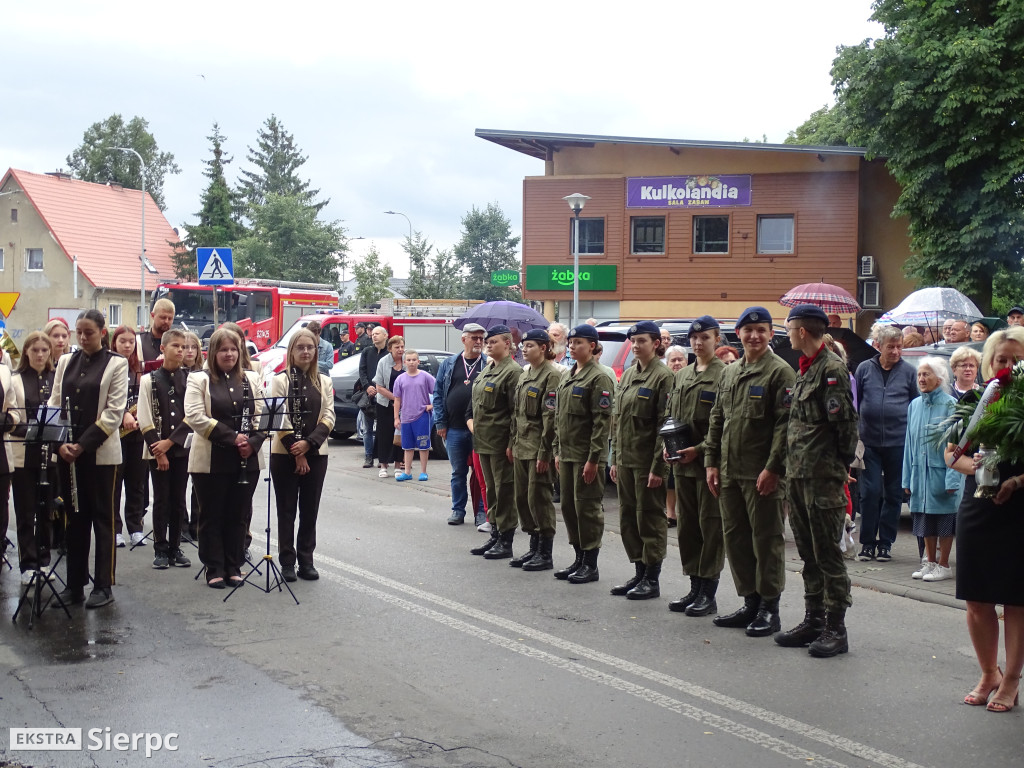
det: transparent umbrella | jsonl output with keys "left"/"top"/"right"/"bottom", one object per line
{"left": 879, "top": 287, "right": 982, "bottom": 326}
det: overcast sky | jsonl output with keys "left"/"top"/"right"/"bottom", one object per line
{"left": 5, "top": 1, "right": 882, "bottom": 279}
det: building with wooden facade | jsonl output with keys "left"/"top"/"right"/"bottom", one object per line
{"left": 477, "top": 129, "right": 915, "bottom": 334}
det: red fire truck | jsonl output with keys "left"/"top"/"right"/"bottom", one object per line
{"left": 151, "top": 279, "right": 340, "bottom": 351}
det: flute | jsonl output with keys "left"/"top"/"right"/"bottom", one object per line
{"left": 65, "top": 396, "right": 80, "bottom": 514}
{"left": 238, "top": 376, "right": 252, "bottom": 486}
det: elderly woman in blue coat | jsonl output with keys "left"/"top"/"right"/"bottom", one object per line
{"left": 902, "top": 356, "right": 962, "bottom": 582}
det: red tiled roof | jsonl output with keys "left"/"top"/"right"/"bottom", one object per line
{"left": 3, "top": 168, "right": 182, "bottom": 291}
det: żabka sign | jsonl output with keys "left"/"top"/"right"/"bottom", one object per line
{"left": 626, "top": 175, "right": 752, "bottom": 208}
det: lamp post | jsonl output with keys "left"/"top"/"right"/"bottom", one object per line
{"left": 342, "top": 236, "right": 365, "bottom": 304}
{"left": 563, "top": 193, "right": 591, "bottom": 329}
{"left": 112, "top": 147, "right": 147, "bottom": 329}
{"left": 384, "top": 210, "right": 414, "bottom": 277}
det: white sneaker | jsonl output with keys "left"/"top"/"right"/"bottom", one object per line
{"left": 923, "top": 564, "right": 952, "bottom": 582}
{"left": 912, "top": 559, "right": 935, "bottom": 579}
{"left": 130, "top": 532, "right": 147, "bottom": 547}
{"left": 378, "top": 467, "right": 388, "bottom": 478}
{"left": 477, "top": 521, "right": 492, "bottom": 533}
{"left": 115, "top": 533, "right": 126, "bottom": 548}
{"left": 20, "top": 571, "right": 35, "bottom": 586}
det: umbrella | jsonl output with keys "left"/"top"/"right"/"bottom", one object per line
{"left": 879, "top": 287, "right": 982, "bottom": 326}
{"left": 453, "top": 301, "right": 549, "bottom": 333}
{"left": 779, "top": 282, "right": 861, "bottom": 314}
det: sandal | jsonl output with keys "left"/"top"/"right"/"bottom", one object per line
{"left": 227, "top": 576, "right": 245, "bottom": 587}
{"left": 207, "top": 577, "right": 225, "bottom": 589}
{"left": 965, "top": 667, "right": 1002, "bottom": 706}
{"left": 987, "top": 679, "right": 1020, "bottom": 713}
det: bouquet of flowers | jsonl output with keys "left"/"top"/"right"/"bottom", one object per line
{"left": 942, "top": 362, "right": 1024, "bottom": 467}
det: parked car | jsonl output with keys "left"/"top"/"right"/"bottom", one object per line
{"left": 330, "top": 348, "right": 452, "bottom": 458}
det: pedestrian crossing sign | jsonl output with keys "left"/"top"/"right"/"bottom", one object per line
{"left": 197, "top": 248, "right": 234, "bottom": 285}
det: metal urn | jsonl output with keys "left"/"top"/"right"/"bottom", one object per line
{"left": 660, "top": 417, "right": 694, "bottom": 461}
{"left": 974, "top": 444, "right": 1001, "bottom": 499}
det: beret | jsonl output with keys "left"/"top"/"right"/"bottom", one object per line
{"left": 688, "top": 315, "right": 720, "bottom": 336}
{"left": 522, "top": 328, "right": 551, "bottom": 344}
{"left": 568, "top": 324, "right": 599, "bottom": 342}
{"left": 627, "top": 320, "right": 660, "bottom": 339}
{"left": 485, "top": 324, "right": 512, "bottom": 339}
{"left": 786, "top": 304, "right": 829, "bottom": 324}
{"left": 736, "top": 306, "right": 772, "bottom": 329}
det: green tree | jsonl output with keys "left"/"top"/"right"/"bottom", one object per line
{"left": 233, "top": 194, "right": 347, "bottom": 284}
{"left": 66, "top": 114, "right": 180, "bottom": 210}
{"left": 237, "top": 115, "right": 326, "bottom": 214}
{"left": 422, "top": 248, "right": 464, "bottom": 300}
{"left": 171, "top": 124, "right": 246, "bottom": 280}
{"left": 829, "top": 1, "right": 1024, "bottom": 312}
{"left": 784, "top": 104, "right": 852, "bottom": 146}
{"left": 351, "top": 244, "right": 394, "bottom": 308}
{"left": 453, "top": 203, "right": 521, "bottom": 301}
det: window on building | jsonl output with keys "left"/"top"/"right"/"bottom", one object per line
{"left": 108, "top": 304, "right": 122, "bottom": 327}
{"left": 693, "top": 216, "right": 730, "bottom": 254}
{"left": 251, "top": 291, "right": 273, "bottom": 322}
{"left": 757, "top": 215, "right": 795, "bottom": 254}
{"left": 570, "top": 218, "right": 605, "bottom": 254}
{"left": 631, "top": 217, "right": 666, "bottom": 254}
{"left": 26, "top": 248, "right": 43, "bottom": 270}
{"left": 10, "top": 208, "right": 16, "bottom": 223}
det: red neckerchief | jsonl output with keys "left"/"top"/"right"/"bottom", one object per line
{"left": 798, "top": 342, "right": 826, "bottom": 376}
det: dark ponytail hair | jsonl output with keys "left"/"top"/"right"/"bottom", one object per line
{"left": 77, "top": 308, "right": 110, "bottom": 349}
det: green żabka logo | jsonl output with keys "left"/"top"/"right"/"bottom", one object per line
{"left": 490, "top": 270, "right": 520, "bottom": 286}
{"left": 550, "top": 268, "right": 591, "bottom": 286}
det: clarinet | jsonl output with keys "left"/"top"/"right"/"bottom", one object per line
{"left": 290, "top": 367, "right": 304, "bottom": 442}
{"left": 39, "top": 376, "right": 51, "bottom": 487}
{"left": 119, "top": 372, "right": 139, "bottom": 439}
{"left": 151, "top": 370, "right": 163, "bottom": 448}
{"left": 237, "top": 375, "right": 252, "bottom": 486}
{"left": 65, "top": 396, "right": 80, "bottom": 514}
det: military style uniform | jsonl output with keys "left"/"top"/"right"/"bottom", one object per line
{"left": 510, "top": 360, "right": 564, "bottom": 539}
{"left": 553, "top": 358, "right": 615, "bottom": 553}
{"left": 705, "top": 347, "right": 795, "bottom": 606}
{"left": 785, "top": 347, "right": 858, "bottom": 614}
{"left": 611, "top": 357, "right": 673, "bottom": 566}
{"left": 669, "top": 356, "right": 727, "bottom": 582}
{"left": 471, "top": 355, "right": 523, "bottom": 536}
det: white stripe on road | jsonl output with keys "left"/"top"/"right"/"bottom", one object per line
{"left": 307, "top": 551, "right": 928, "bottom": 768}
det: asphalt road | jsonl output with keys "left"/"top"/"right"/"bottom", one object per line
{"left": 1, "top": 438, "right": 1021, "bottom": 768}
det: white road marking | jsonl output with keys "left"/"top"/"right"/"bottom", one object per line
{"left": 307, "top": 551, "right": 928, "bottom": 768}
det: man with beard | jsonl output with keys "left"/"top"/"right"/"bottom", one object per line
{"left": 548, "top": 322, "right": 572, "bottom": 367}
{"left": 136, "top": 298, "right": 175, "bottom": 368}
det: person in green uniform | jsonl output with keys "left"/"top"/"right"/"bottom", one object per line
{"left": 609, "top": 320, "right": 674, "bottom": 600}
{"left": 775, "top": 305, "right": 858, "bottom": 657}
{"left": 553, "top": 324, "right": 616, "bottom": 584}
{"left": 705, "top": 306, "right": 795, "bottom": 637}
{"left": 665, "top": 316, "right": 727, "bottom": 617}
{"left": 508, "top": 328, "right": 565, "bottom": 571}
{"left": 468, "top": 325, "right": 523, "bottom": 560}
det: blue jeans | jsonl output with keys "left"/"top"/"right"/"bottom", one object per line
{"left": 858, "top": 444, "right": 904, "bottom": 548}
{"left": 445, "top": 428, "right": 475, "bottom": 517}
{"left": 361, "top": 409, "right": 375, "bottom": 459}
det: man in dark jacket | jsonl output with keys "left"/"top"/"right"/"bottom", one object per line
{"left": 854, "top": 325, "right": 918, "bottom": 562}
{"left": 358, "top": 327, "right": 389, "bottom": 468}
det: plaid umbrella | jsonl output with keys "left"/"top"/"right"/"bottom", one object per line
{"left": 779, "top": 282, "right": 861, "bottom": 314}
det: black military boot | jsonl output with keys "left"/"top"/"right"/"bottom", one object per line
{"left": 669, "top": 577, "right": 702, "bottom": 612}
{"left": 746, "top": 596, "right": 782, "bottom": 637}
{"left": 685, "top": 578, "right": 719, "bottom": 617}
{"left": 554, "top": 545, "right": 584, "bottom": 580}
{"left": 610, "top": 562, "right": 645, "bottom": 596}
{"left": 522, "top": 536, "right": 554, "bottom": 571}
{"left": 627, "top": 561, "right": 662, "bottom": 600}
{"left": 774, "top": 606, "right": 826, "bottom": 648}
{"left": 568, "top": 548, "right": 600, "bottom": 584}
{"left": 470, "top": 527, "right": 501, "bottom": 556}
{"left": 509, "top": 532, "right": 539, "bottom": 567}
{"left": 713, "top": 594, "right": 759, "bottom": 628}
{"left": 484, "top": 529, "right": 515, "bottom": 559}
{"left": 808, "top": 609, "right": 849, "bottom": 657}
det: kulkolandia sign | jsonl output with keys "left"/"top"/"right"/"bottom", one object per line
{"left": 525, "top": 265, "right": 617, "bottom": 291}
{"left": 626, "top": 175, "right": 751, "bottom": 208}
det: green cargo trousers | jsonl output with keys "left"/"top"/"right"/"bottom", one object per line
{"left": 673, "top": 471, "right": 725, "bottom": 579}
{"left": 558, "top": 460, "right": 605, "bottom": 551}
{"left": 616, "top": 465, "right": 667, "bottom": 564}
{"left": 478, "top": 452, "right": 516, "bottom": 534}
{"left": 718, "top": 479, "right": 786, "bottom": 600}
{"left": 787, "top": 477, "right": 852, "bottom": 612}
{"left": 514, "top": 458, "right": 556, "bottom": 537}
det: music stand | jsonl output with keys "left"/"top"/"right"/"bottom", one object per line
{"left": 225, "top": 395, "right": 299, "bottom": 605}
{"left": 12, "top": 405, "right": 73, "bottom": 626}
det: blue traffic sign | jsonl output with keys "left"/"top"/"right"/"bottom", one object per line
{"left": 197, "top": 248, "right": 234, "bottom": 285}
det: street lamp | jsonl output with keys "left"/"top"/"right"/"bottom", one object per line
{"left": 112, "top": 147, "right": 147, "bottom": 329}
{"left": 563, "top": 193, "right": 591, "bottom": 329}
{"left": 341, "top": 236, "right": 365, "bottom": 303}
{"left": 384, "top": 210, "right": 414, "bottom": 276}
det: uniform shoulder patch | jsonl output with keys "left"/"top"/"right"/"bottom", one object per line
{"left": 599, "top": 390, "right": 611, "bottom": 409}
{"left": 826, "top": 396, "right": 841, "bottom": 414}
{"left": 783, "top": 387, "right": 793, "bottom": 408}
{"left": 545, "top": 391, "right": 556, "bottom": 410}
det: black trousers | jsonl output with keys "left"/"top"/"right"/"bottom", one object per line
{"left": 59, "top": 457, "right": 117, "bottom": 591}
{"left": 13, "top": 467, "right": 54, "bottom": 572}
{"left": 375, "top": 403, "right": 399, "bottom": 465}
{"left": 192, "top": 471, "right": 258, "bottom": 581}
{"left": 114, "top": 433, "right": 149, "bottom": 536}
{"left": 270, "top": 452, "right": 327, "bottom": 567}
{"left": 150, "top": 456, "right": 188, "bottom": 554}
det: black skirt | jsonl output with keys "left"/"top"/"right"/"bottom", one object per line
{"left": 956, "top": 467, "right": 1024, "bottom": 606}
